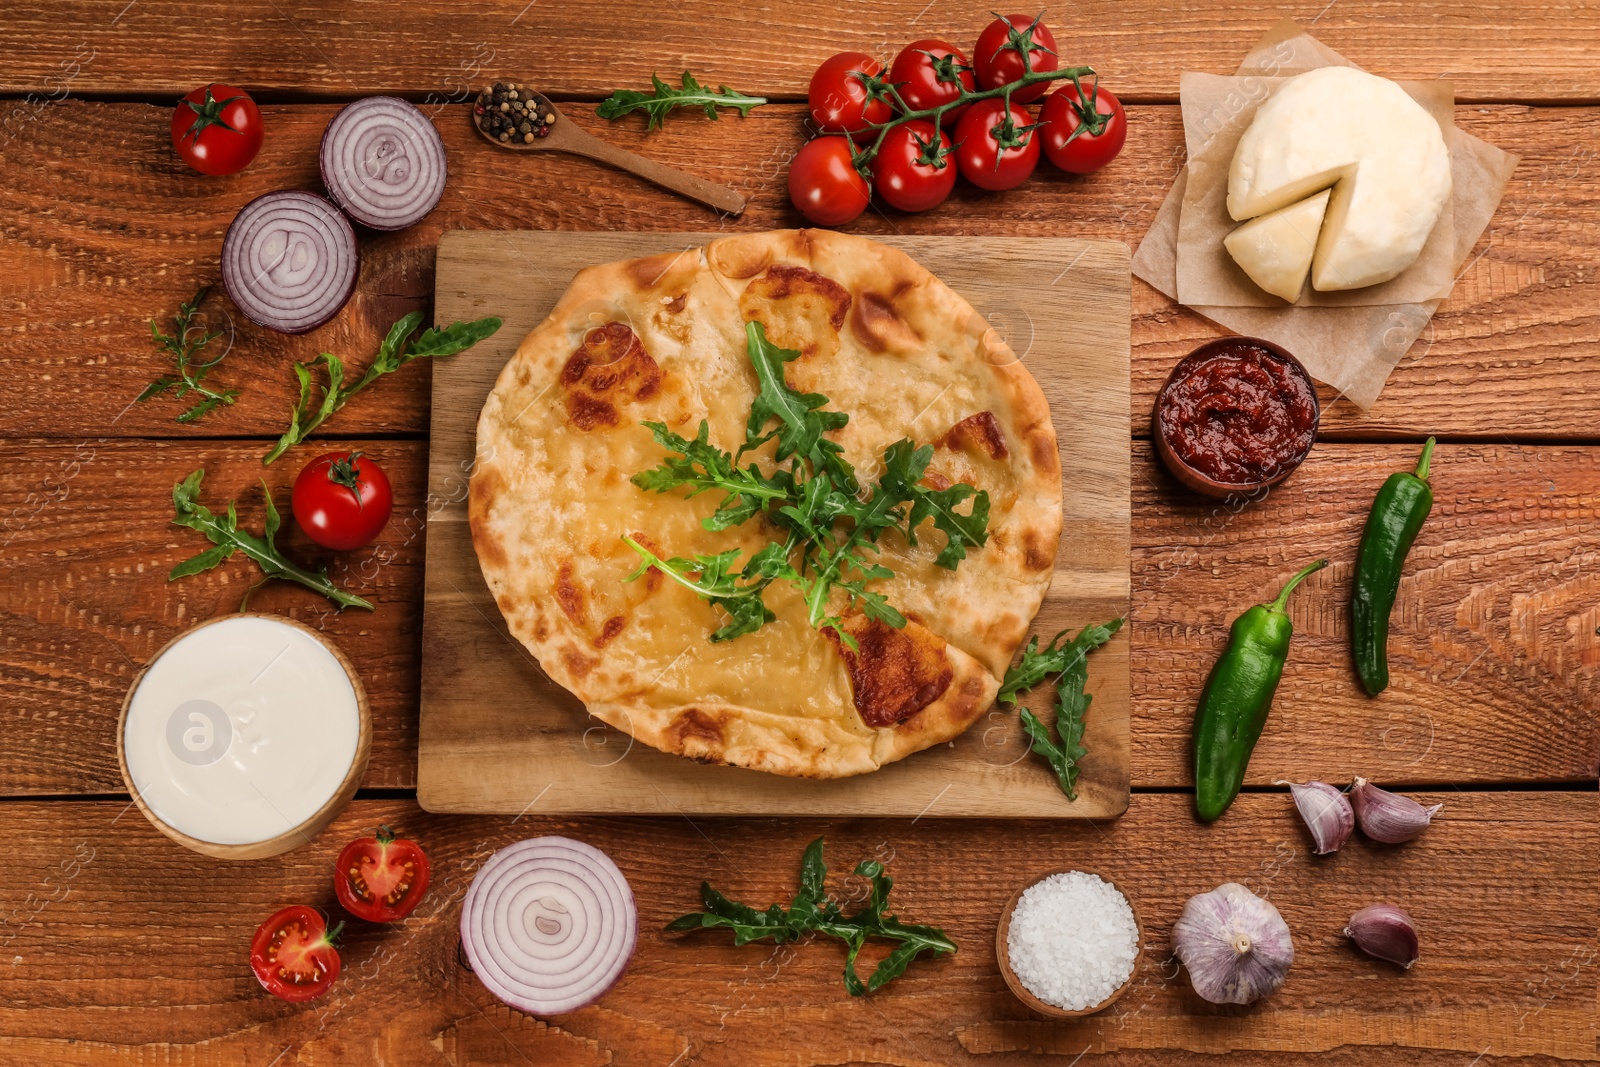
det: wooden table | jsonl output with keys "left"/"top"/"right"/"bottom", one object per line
{"left": 1, "top": 3, "right": 1595, "bottom": 1064}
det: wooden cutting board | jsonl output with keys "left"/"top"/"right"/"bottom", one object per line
{"left": 419, "top": 231, "right": 1130, "bottom": 818}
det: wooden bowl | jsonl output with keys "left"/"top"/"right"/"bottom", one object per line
{"left": 1151, "top": 336, "right": 1321, "bottom": 500}
{"left": 995, "top": 870, "right": 1144, "bottom": 1018}
{"left": 116, "top": 613, "right": 371, "bottom": 860}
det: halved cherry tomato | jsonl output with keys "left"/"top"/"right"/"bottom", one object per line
{"left": 334, "top": 826, "right": 432, "bottom": 923}
{"left": 954, "top": 98, "right": 1040, "bottom": 191}
{"left": 292, "top": 451, "right": 393, "bottom": 552}
{"left": 871, "top": 121, "right": 957, "bottom": 213}
{"left": 171, "top": 83, "right": 263, "bottom": 176}
{"left": 1040, "top": 80, "right": 1127, "bottom": 174}
{"left": 809, "top": 52, "right": 894, "bottom": 141}
{"left": 250, "top": 905, "right": 342, "bottom": 1003}
{"left": 889, "top": 39, "right": 976, "bottom": 129}
{"left": 974, "top": 14, "right": 1059, "bottom": 103}
{"left": 788, "top": 136, "right": 871, "bottom": 226}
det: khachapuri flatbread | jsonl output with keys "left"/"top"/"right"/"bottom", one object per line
{"left": 470, "top": 229, "right": 1062, "bottom": 777}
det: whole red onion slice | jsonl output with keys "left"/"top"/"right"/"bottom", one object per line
{"left": 220, "top": 190, "right": 359, "bottom": 335}
{"left": 460, "top": 837, "right": 637, "bottom": 1016}
{"left": 320, "top": 96, "right": 447, "bottom": 231}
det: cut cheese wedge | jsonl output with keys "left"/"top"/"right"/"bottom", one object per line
{"left": 1228, "top": 66, "right": 1451, "bottom": 292}
{"left": 1224, "top": 189, "right": 1330, "bottom": 303}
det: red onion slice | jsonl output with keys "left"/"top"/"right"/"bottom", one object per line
{"left": 320, "top": 96, "right": 447, "bottom": 231}
{"left": 460, "top": 837, "right": 637, "bottom": 1016}
{"left": 220, "top": 190, "right": 359, "bottom": 335}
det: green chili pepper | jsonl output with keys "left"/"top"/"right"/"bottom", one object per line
{"left": 1193, "top": 558, "right": 1328, "bottom": 823}
{"left": 1351, "top": 437, "right": 1436, "bottom": 697}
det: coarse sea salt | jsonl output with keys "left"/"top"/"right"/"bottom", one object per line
{"left": 1006, "top": 870, "right": 1140, "bottom": 1011}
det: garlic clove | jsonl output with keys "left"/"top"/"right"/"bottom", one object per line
{"left": 1277, "top": 779, "right": 1354, "bottom": 855}
{"left": 1345, "top": 902, "right": 1420, "bottom": 969}
{"left": 1350, "top": 777, "right": 1442, "bottom": 844}
{"left": 1172, "top": 882, "right": 1294, "bottom": 1005}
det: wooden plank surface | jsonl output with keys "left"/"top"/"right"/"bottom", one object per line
{"left": 1, "top": 102, "right": 1596, "bottom": 442}
{"left": 4, "top": 437, "right": 1592, "bottom": 797}
{"left": 3, "top": 2, "right": 1598, "bottom": 102}
{"left": 419, "top": 230, "right": 1132, "bottom": 817}
{"left": 0, "top": 793, "right": 1591, "bottom": 1065}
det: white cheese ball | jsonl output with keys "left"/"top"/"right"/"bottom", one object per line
{"left": 1227, "top": 66, "right": 1451, "bottom": 291}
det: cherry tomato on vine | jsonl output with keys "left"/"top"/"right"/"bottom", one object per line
{"left": 250, "top": 906, "right": 342, "bottom": 1003}
{"left": 888, "top": 39, "right": 977, "bottom": 129}
{"left": 973, "top": 14, "right": 1059, "bottom": 103}
{"left": 954, "top": 98, "right": 1040, "bottom": 191}
{"left": 1040, "top": 81, "right": 1127, "bottom": 173}
{"left": 291, "top": 451, "right": 393, "bottom": 551}
{"left": 788, "top": 136, "right": 871, "bottom": 226}
{"left": 808, "top": 52, "right": 894, "bottom": 141}
{"left": 334, "top": 826, "right": 431, "bottom": 923}
{"left": 871, "top": 121, "right": 957, "bottom": 213}
{"left": 170, "top": 83, "right": 263, "bottom": 176}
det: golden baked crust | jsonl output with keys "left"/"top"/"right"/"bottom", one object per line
{"left": 470, "top": 229, "right": 1060, "bottom": 778}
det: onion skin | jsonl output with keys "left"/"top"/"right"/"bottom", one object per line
{"left": 220, "top": 190, "right": 359, "bottom": 335}
{"left": 320, "top": 96, "right": 447, "bottom": 231}
{"left": 1172, "top": 882, "right": 1293, "bottom": 1005}
{"left": 459, "top": 836, "right": 638, "bottom": 1017}
{"left": 1345, "top": 903, "right": 1420, "bottom": 969}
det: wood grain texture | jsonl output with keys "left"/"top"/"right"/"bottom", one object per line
{"left": 420, "top": 231, "right": 1132, "bottom": 817}
{"left": 2, "top": 3, "right": 1598, "bottom": 102}
{"left": 0, "top": 793, "right": 1591, "bottom": 1065}
{"left": 4, "top": 438, "right": 1593, "bottom": 797}
{"left": 1, "top": 102, "right": 1596, "bottom": 441}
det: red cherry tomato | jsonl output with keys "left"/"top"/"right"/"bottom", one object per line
{"left": 973, "top": 14, "right": 1059, "bottom": 103}
{"left": 1040, "top": 81, "right": 1127, "bottom": 174}
{"left": 871, "top": 121, "right": 957, "bottom": 213}
{"left": 250, "top": 906, "right": 342, "bottom": 1003}
{"left": 291, "top": 451, "right": 393, "bottom": 551}
{"left": 788, "top": 136, "right": 871, "bottom": 226}
{"left": 809, "top": 52, "right": 894, "bottom": 140}
{"left": 954, "top": 99, "right": 1040, "bottom": 191}
{"left": 334, "top": 826, "right": 431, "bottom": 923}
{"left": 170, "top": 83, "right": 263, "bottom": 176}
{"left": 888, "top": 39, "right": 976, "bottom": 129}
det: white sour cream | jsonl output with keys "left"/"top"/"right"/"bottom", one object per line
{"left": 123, "top": 615, "right": 362, "bottom": 846}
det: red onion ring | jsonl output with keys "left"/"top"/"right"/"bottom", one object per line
{"left": 220, "top": 190, "right": 359, "bottom": 335}
{"left": 460, "top": 837, "right": 637, "bottom": 1016}
{"left": 320, "top": 96, "right": 447, "bottom": 231}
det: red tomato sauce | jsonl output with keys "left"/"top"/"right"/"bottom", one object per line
{"left": 1157, "top": 343, "right": 1318, "bottom": 485}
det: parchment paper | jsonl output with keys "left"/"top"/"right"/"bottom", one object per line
{"left": 1131, "top": 20, "right": 1520, "bottom": 408}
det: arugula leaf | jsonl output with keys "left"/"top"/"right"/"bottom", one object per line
{"left": 263, "top": 313, "right": 501, "bottom": 465}
{"left": 168, "top": 468, "right": 373, "bottom": 611}
{"left": 631, "top": 421, "right": 790, "bottom": 531}
{"left": 666, "top": 837, "right": 955, "bottom": 996}
{"left": 998, "top": 618, "right": 1124, "bottom": 800}
{"left": 876, "top": 438, "right": 992, "bottom": 568}
{"left": 596, "top": 70, "right": 766, "bottom": 130}
{"left": 621, "top": 535, "right": 779, "bottom": 642}
{"left": 139, "top": 287, "right": 239, "bottom": 424}
{"left": 740, "top": 321, "right": 852, "bottom": 484}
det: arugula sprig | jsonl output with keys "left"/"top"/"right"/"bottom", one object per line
{"left": 666, "top": 837, "right": 955, "bottom": 996}
{"left": 997, "top": 618, "right": 1123, "bottom": 800}
{"left": 597, "top": 70, "right": 767, "bottom": 130}
{"left": 138, "top": 287, "right": 239, "bottom": 424}
{"left": 628, "top": 322, "right": 990, "bottom": 646}
{"left": 168, "top": 468, "right": 373, "bottom": 611}
{"left": 263, "top": 312, "right": 501, "bottom": 464}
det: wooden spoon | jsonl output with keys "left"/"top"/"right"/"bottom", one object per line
{"left": 474, "top": 84, "right": 745, "bottom": 216}
{"left": 995, "top": 870, "right": 1144, "bottom": 1018}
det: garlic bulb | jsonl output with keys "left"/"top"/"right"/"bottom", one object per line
{"left": 1172, "top": 882, "right": 1294, "bottom": 1004}
{"left": 1351, "top": 777, "right": 1441, "bottom": 844}
{"left": 1278, "top": 780, "right": 1354, "bottom": 855}
{"left": 1345, "top": 903, "right": 1420, "bottom": 968}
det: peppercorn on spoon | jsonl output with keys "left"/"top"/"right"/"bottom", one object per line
{"left": 473, "top": 84, "right": 746, "bottom": 216}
